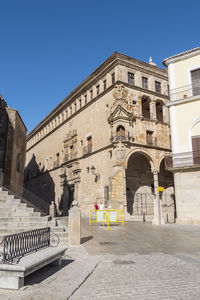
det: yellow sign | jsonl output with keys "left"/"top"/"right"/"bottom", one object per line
{"left": 157, "top": 186, "right": 164, "bottom": 192}
{"left": 89, "top": 209, "right": 124, "bottom": 230}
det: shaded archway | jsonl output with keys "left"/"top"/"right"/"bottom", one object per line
{"left": 158, "top": 159, "right": 176, "bottom": 222}
{"left": 126, "top": 152, "right": 154, "bottom": 217}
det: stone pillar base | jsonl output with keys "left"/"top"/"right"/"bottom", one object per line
{"left": 68, "top": 206, "right": 81, "bottom": 245}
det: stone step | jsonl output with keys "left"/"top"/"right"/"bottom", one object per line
{"left": 50, "top": 226, "right": 66, "bottom": 233}
{"left": 51, "top": 231, "right": 68, "bottom": 238}
{"left": 0, "top": 226, "right": 51, "bottom": 234}
{"left": 12, "top": 211, "right": 41, "bottom": 217}
{"left": 0, "top": 216, "right": 49, "bottom": 223}
{"left": 0, "top": 193, "right": 14, "bottom": 200}
{"left": 0, "top": 198, "right": 21, "bottom": 204}
{"left": 0, "top": 190, "right": 8, "bottom": 196}
{"left": 0, "top": 222, "right": 49, "bottom": 228}
{"left": 0, "top": 203, "right": 27, "bottom": 209}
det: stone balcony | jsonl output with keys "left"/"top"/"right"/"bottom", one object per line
{"left": 111, "top": 135, "right": 132, "bottom": 143}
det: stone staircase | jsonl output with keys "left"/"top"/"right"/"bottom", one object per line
{"left": 0, "top": 187, "right": 68, "bottom": 246}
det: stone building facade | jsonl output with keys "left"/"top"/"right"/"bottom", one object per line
{"left": 0, "top": 95, "right": 27, "bottom": 196}
{"left": 25, "top": 52, "right": 174, "bottom": 224}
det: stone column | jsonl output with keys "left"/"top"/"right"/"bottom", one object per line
{"left": 163, "top": 105, "right": 169, "bottom": 123}
{"left": 138, "top": 96, "right": 142, "bottom": 117}
{"left": 152, "top": 171, "right": 165, "bottom": 225}
{"left": 150, "top": 101, "right": 156, "bottom": 121}
{"left": 74, "top": 181, "right": 79, "bottom": 203}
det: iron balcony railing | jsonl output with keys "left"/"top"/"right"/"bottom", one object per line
{"left": 164, "top": 151, "right": 200, "bottom": 169}
{"left": 0, "top": 227, "right": 59, "bottom": 264}
{"left": 170, "top": 84, "right": 200, "bottom": 101}
{"left": 111, "top": 135, "right": 131, "bottom": 142}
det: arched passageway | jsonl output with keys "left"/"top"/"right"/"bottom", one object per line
{"left": 158, "top": 159, "right": 176, "bottom": 222}
{"left": 125, "top": 153, "right": 176, "bottom": 222}
{"left": 126, "top": 152, "right": 154, "bottom": 217}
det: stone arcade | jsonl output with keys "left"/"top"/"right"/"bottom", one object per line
{"left": 24, "top": 52, "right": 175, "bottom": 224}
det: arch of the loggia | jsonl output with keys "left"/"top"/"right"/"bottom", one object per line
{"left": 125, "top": 150, "right": 175, "bottom": 223}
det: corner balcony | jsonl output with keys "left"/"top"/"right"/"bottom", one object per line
{"left": 170, "top": 84, "right": 200, "bottom": 101}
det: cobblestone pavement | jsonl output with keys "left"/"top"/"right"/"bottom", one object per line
{"left": 71, "top": 253, "right": 200, "bottom": 300}
{"left": 1, "top": 221, "right": 200, "bottom": 300}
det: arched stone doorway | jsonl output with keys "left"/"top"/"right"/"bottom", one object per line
{"left": 126, "top": 152, "right": 155, "bottom": 219}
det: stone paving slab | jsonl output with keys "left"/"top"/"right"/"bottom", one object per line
{"left": 0, "top": 246, "right": 99, "bottom": 300}
{"left": 71, "top": 254, "right": 200, "bottom": 300}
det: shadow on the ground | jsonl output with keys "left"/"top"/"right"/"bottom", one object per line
{"left": 81, "top": 236, "right": 93, "bottom": 244}
{"left": 25, "top": 259, "right": 74, "bottom": 286}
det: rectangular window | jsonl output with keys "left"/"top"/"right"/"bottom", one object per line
{"left": 146, "top": 131, "right": 153, "bottom": 146}
{"left": 111, "top": 73, "right": 115, "bottom": 85}
{"left": 87, "top": 136, "right": 92, "bottom": 151}
{"left": 85, "top": 94, "right": 87, "bottom": 104}
{"left": 128, "top": 72, "right": 134, "bottom": 85}
{"left": 103, "top": 79, "right": 107, "bottom": 91}
{"left": 96, "top": 85, "right": 100, "bottom": 96}
{"left": 142, "top": 77, "right": 148, "bottom": 89}
{"left": 155, "top": 81, "right": 161, "bottom": 93}
{"left": 74, "top": 102, "right": 77, "bottom": 112}
{"left": 79, "top": 98, "right": 82, "bottom": 108}
{"left": 70, "top": 106, "right": 72, "bottom": 115}
{"left": 90, "top": 89, "right": 93, "bottom": 100}
{"left": 191, "top": 69, "right": 200, "bottom": 96}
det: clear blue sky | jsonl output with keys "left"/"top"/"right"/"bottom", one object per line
{"left": 0, "top": 0, "right": 199, "bottom": 133}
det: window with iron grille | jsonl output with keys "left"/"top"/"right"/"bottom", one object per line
{"left": 142, "top": 77, "right": 148, "bottom": 89}
{"left": 155, "top": 81, "right": 161, "bottom": 93}
{"left": 128, "top": 72, "right": 134, "bottom": 85}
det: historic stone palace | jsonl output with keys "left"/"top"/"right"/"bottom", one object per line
{"left": 25, "top": 52, "right": 174, "bottom": 224}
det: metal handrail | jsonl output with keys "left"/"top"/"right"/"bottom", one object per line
{"left": 170, "top": 84, "right": 200, "bottom": 101}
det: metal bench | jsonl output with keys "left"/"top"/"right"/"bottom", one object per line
{"left": 0, "top": 227, "right": 67, "bottom": 289}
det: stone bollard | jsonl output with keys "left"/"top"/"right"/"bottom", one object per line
{"left": 68, "top": 200, "right": 81, "bottom": 245}
{"left": 49, "top": 201, "right": 56, "bottom": 219}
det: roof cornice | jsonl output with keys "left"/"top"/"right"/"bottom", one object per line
{"left": 28, "top": 52, "right": 167, "bottom": 136}
{"left": 163, "top": 47, "right": 200, "bottom": 67}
